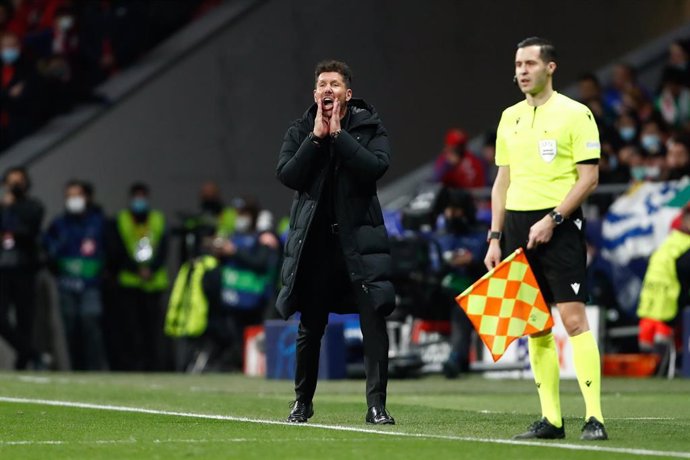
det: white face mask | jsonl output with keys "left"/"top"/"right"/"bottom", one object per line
{"left": 234, "top": 215, "right": 252, "bottom": 233}
{"left": 256, "top": 210, "right": 273, "bottom": 232}
{"left": 66, "top": 196, "right": 86, "bottom": 214}
{"left": 57, "top": 16, "right": 74, "bottom": 31}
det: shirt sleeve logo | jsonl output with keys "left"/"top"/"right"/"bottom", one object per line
{"left": 538, "top": 139, "right": 557, "bottom": 163}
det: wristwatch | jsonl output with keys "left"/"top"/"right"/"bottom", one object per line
{"left": 549, "top": 210, "right": 564, "bottom": 225}
{"left": 486, "top": 230, "right": 502, "bottom": 243}
{"left": 307, "top": 132, "right": 323, "bottom": 146}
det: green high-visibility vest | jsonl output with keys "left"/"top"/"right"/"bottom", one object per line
{"left": 637, "top": 230, "right": 690, "bottom": 322}
{"left": 165, "top": 255, "right": 217, "bottom": 337}
{"left": 216, "top": 208, "right": 236, "bottom": 238}
{"left": 117, "top": 209, "right": 169, "bottom": 292}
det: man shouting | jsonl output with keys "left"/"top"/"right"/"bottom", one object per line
{"left": 276, "top": 60, "right": 395, "bottom": 425}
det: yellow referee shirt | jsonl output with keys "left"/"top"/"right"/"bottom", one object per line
{"left": 495, "top": 91, "right": 600, "bottom": 211}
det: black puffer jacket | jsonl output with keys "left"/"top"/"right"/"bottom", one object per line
{"left": 275, "top": 98, "right": 395, "bottom": 319}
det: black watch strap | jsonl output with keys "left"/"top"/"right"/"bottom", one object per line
{"left": 549, "top": 210, "right": 564, "bottom": 225}
{"left": 487, "top": 230, "right": 502, "bottom": 243}
{"left": 308, "top": 132, "right": 323, "bottom": 146}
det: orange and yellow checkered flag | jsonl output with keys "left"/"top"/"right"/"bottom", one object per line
{"left": 455, "top": 248, "right": 553, "bottom": 362}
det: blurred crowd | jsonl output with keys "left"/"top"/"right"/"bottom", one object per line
{"left": 0, "top": 0, "right": 222, "bottom": 151}
{"left": 2, "top": 1, "right": 689, "bottom": 375}
{"left": 0, "top": 168, "right": 283, "bottom": 372}
{"left": 433, "top": 39, "right": 690, "bottom": 196}
{"left": 424, "top": 39, "right": 690, "bottom": 375}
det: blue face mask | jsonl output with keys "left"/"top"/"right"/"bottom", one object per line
{"left": 641, "top": 134, "right": 661, "bottom": 153}
{"left": 1, "top": 48, "right": 20, "bottom": 65}
{"left": 618, "top": 126, "right": 636, "bottom": 142}
{"left": 130, "top": 197, "right": 149, "bottom": 214}
{"left": 631, "top": 166, "right": 647, "bottom": 181}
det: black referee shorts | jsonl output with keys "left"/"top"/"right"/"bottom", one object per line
{"left": 502, "top": 208, "right": 588, "bottom": 304}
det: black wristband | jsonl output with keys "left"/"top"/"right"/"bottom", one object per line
{"left": 307, "top": 132, "right": 323, "bottom": 146}
{"left": 486, "top": 230, "right": 502, "bottom": 243}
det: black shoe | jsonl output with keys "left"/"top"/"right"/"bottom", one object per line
{"left": 366, "top": 406, "right": 395, "bottom": 425}
{"left": 286, "top": 400, "right": 313, "bottom": 423}
{"left": 513, "top": 417, "right": 565, "bottom": 439}
{"left": 581, "top": 417, "right": 608, "bottom": 440}
{"left": 442, "top": 360, "right": 461, "bottom": 379}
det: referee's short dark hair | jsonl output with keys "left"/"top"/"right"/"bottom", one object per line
{"left": 517, "top": 37, "right": 557, "bottom": 64}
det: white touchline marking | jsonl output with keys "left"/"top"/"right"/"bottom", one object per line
{"left": 608, "top": 417, "right": 676, "bottom": 421}
{"left": 0, "top": 438, "right": 329, "bottom": 446}
{"left": 0, "top": 396, "right": 689, "bottom": 459}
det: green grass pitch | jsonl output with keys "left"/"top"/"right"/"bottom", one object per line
{"left": 0, "top": 372, "right": 688, "bottom": 459}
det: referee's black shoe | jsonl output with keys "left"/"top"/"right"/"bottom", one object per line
{"left": 286, "top": 400, "right": 313, "bottom": 423}
{"left": 365, "top": 405, "right": 395, "bottom": 425}
{"left": 580, "top": 417, "right": 608, "bottom": 440}
{"left": 513, "top": 417, "right": 565, "bottom": 439}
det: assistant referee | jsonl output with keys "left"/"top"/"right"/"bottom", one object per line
{"left": 484, "top": 37, "right": 607, "bottom": 441}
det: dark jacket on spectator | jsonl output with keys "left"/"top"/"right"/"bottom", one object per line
{"left": 0, "top": 195, "right": 44, "bottom": 269}
{"left": 275, "top": 98, "right": 394, "bottom": 319}
{"left": 0, "top": 56, "right": 41, "bottom": 148}
{"left": 77, "top": 0, "right": 145, "bottom": 86}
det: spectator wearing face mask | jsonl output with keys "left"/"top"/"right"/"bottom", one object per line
{"left": 178, "top": 181, "right": 237, "bottom": 262}
{"left": 0, "top": 166, "right": 44, "bottom": 369}
{"left": 639, "top": 116, "right": 669, "bottom": 159}
{"left": 618, "top": 143, "right": 649, "bottom": 182}
{"left": 614, "top": 111, "right": 640, "bottom": 146}
{"left": 1, "top": 31, "right": 41, "bottom": 151}
{"left": 200, "top": 198, "right": 280, "bottom": 371}
{"left": 106, "top": 182, "right": 169, "bottom": 371}
{"left": 43, "top": 179, "right": 107, "bottom": 370}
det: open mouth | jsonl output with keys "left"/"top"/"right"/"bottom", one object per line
{"left": 322, "top": 97, "right": 334, "bottom": 109}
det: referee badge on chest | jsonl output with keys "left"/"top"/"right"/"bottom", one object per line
{"left": 538, "top": 139, "right": 557, "bottom": 163}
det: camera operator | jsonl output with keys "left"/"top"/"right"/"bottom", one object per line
{"left": 432, "top": 188, "right": 487, "bottom": 378}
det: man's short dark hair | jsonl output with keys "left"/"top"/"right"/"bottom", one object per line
{"left": 578, "top": 72, "right": 600, "bottom": 87}
{"left": 3, "top": 165, "right": 30, "bottom": 189}
{"left": 517, "top": 37, "right": 557, "bottom": 64}
{"left": 129, "top": 182, "right": 150, "bottom": 196}
{"left": 314, "top": 60, "right": 352, "bottom": 87}
{"left": 65, "top": 179, "right": 85, "bottom": 192}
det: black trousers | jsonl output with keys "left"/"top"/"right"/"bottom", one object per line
{"left": 201, "top": 267, "right": 265, "bottom": 371}
{"left": 448, "top": 293, "right": 473, "bottom": 372}
{"left": 294, "top": 232, "right": 389, "bottom": 408}
{"left": 111, "top": 287, "right": 165, "bottom": 371}
{"left": 0, "top": 268, "right": 38, "bottom": 369}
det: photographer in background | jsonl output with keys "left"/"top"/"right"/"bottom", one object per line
{"left": 0, "top": 166, "right": 44, "bottom": 369}
{"left": 432, "top": 188, "right": 487, "bottom": 378}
